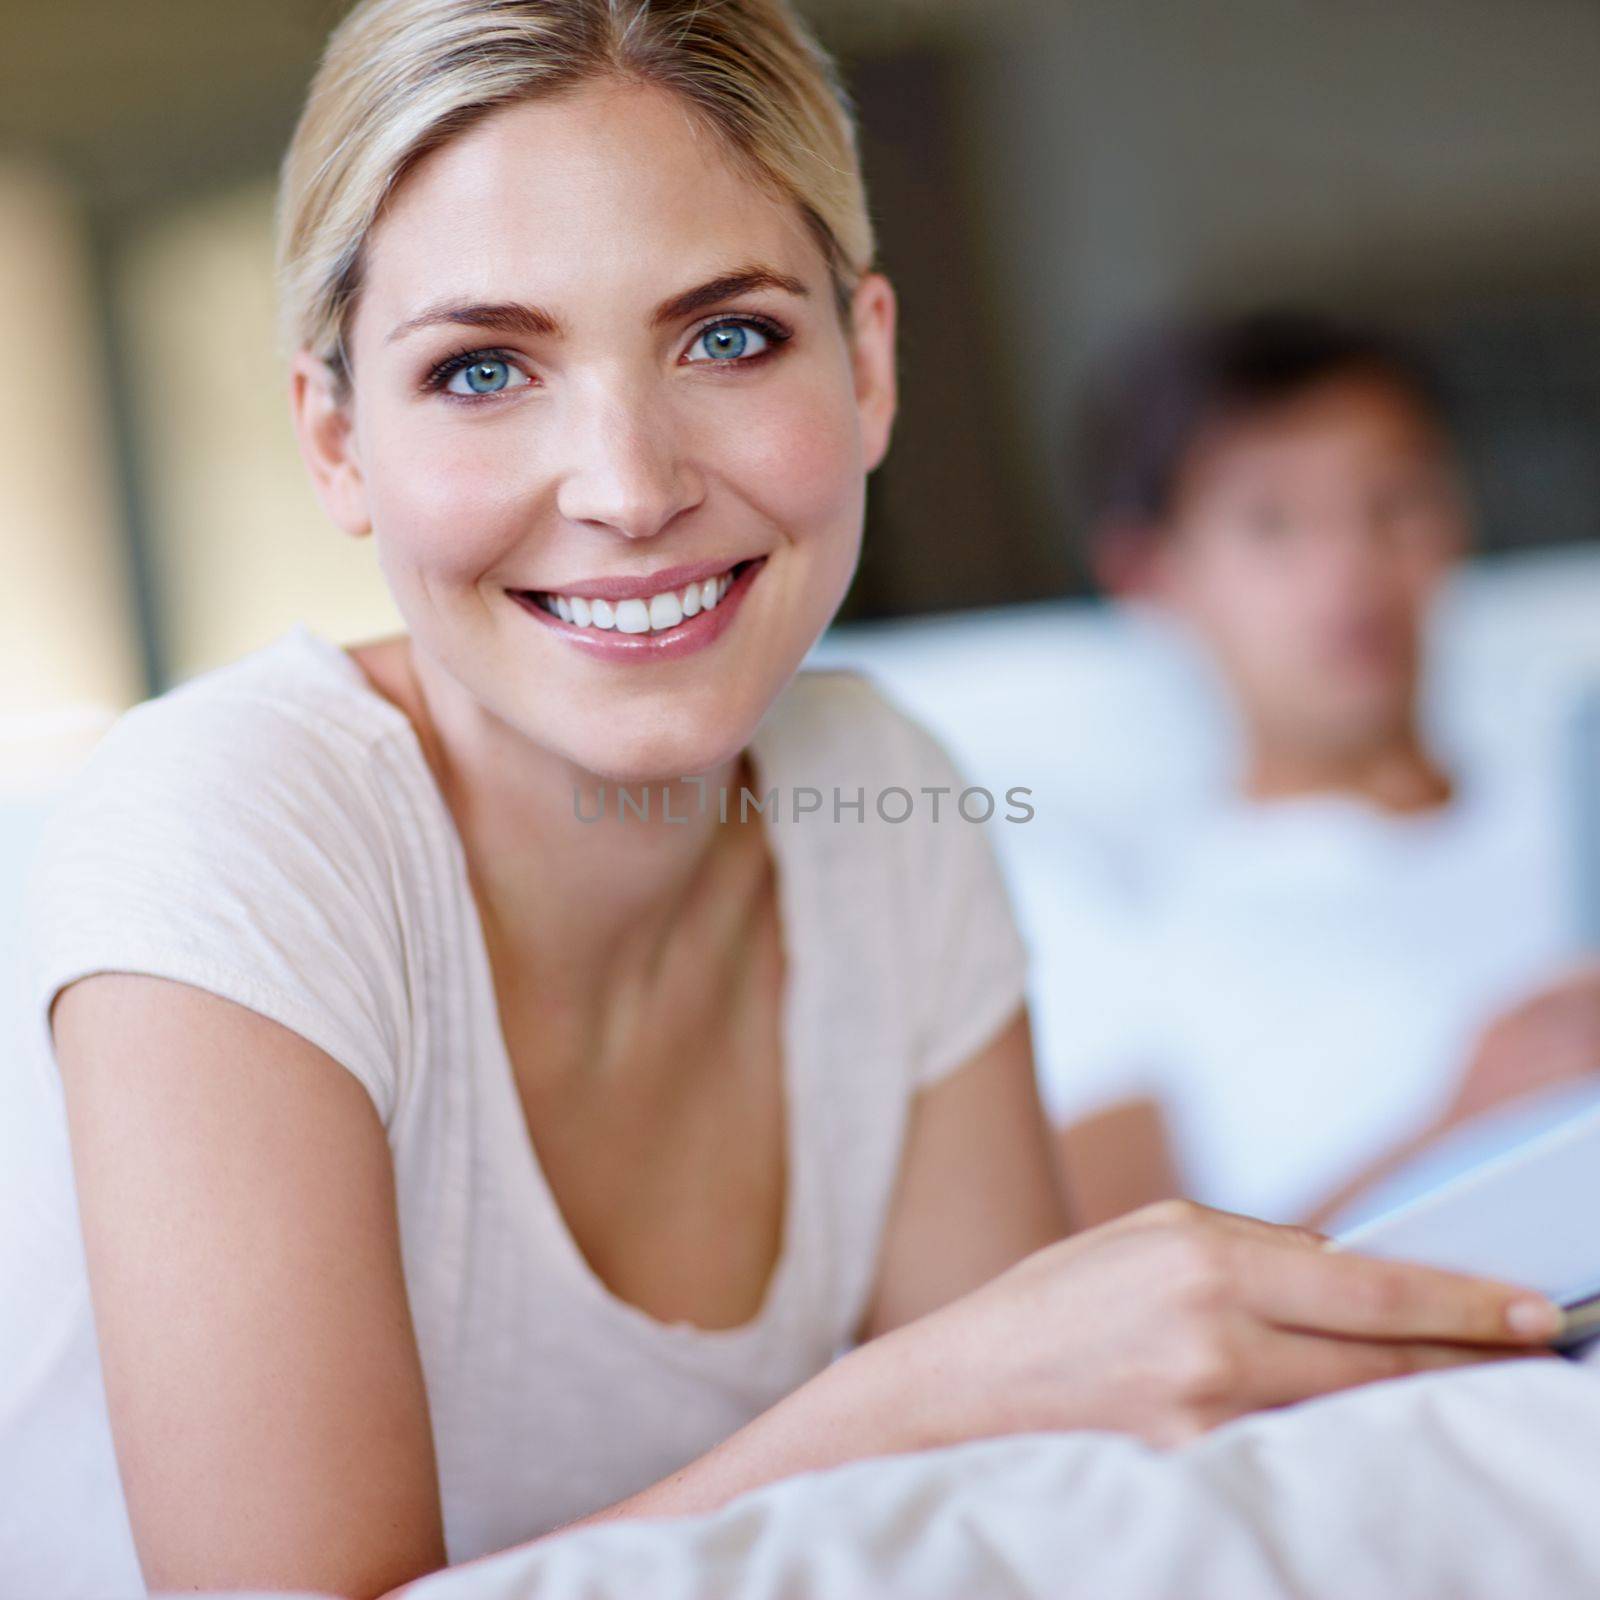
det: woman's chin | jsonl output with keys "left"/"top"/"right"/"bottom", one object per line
{"left": 558, "top": 722, "right": 753, "bottom": 790}
{"left": 537, "top": 661, "right": 795, "bottom": 787}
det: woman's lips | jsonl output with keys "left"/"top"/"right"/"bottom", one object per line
{"left": 527, "top": 555, "right": 747, "bottom": 605}
{"left": 507, "top": 557, "right": 766, "bottom": 662}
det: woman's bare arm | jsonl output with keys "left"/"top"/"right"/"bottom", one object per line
{"left": 54, "top": 973, "right": 447, "bottom": 1598}
{"left": 56, "top": 985, "right": 1054, "bottom": 1593}
{"left": 58, "top": 978, "right": 1560, "bottom": 1599}
{"left": 1054, "top": 1095, "right": 1184, "bottom": 1230}
{"left": 856, "top": 1005, "right": 1068, "bottom": 1337}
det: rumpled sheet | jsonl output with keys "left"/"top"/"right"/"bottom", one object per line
{"left": 397, "top": 1351, "right": 1600, "bottom": 1600}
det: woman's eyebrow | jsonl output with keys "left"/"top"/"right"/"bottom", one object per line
{"left": 387, "top": 299, "right": 561, "bottom": 344}
{"left": 649, "top": 266, "right": 809, "bottom": 327}
{"left": 386, "top": 266, "right": 808, "bottom": 346}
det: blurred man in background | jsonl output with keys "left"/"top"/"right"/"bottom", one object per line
{"left": 1046, "top": 309, "right": 1600, "bottom": 1229}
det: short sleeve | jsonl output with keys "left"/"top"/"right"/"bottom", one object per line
{"left": 889, "top": 709, "right": 1033, "bottom": 1090}
{"left": 23, "top": 687, "right": 408, "bottom": 1124}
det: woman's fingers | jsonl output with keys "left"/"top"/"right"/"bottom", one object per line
{"left": 1233, "top": 1238, "right": 1563, "bottom": 1347}
{"left": 1241, "top": 1326, "right": 1545, "bottom": 1414}
{"left": 1106, "top": 1199, "right": 1560, "bottom": 1347}
{"left": 989, "top": 1202, "right": 1565, "bottom": 1452}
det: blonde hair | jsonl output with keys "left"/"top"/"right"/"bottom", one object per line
{"left": 274, "top": 0, "right": 875, "bottom": 404}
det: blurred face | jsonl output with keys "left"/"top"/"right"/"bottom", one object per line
{"left": 1152, "top": 373, "right": 1468, "bottom": 756}
{"left": 296, "top": 80, "right": 895, "bottom": 782}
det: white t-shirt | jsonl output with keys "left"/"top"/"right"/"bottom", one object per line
{"left": 0, "top": 624, "right": 1028, "bottom": 1599}
{"left": 1029, "top": 772, "right": 1578, "bottom": 1223}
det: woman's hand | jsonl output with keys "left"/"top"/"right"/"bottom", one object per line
{"left": 886, "top": 1199, "right": 1563, "bottom": 1450}
{"left": 540, "top": 1203, "right": 1560, "bottom": 1542}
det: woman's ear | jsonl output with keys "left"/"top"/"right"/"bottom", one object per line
{"left": 288, "top": 348, "right": 372, "bottom": 539}
{"left": 848, "top": 273, "right": 898, "bottom": 473}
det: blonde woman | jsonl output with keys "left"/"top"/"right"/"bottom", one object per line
{"left": 2, "top": 2, "right": 1562, "bottom": 1596}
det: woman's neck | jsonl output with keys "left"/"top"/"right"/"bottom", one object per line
{"left": 352, "top": 634, "right": 751, "bottom": 991}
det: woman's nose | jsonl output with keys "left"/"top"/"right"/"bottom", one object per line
{"left": 554, "top": 386, "right": 704, "bottom": 541}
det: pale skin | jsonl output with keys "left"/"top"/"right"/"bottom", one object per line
{"left": 53, "top": 84, "right": 1565, "bottom": 1600}
{"left": 1058, "top": 376, "right": 1600, "bottom": 1226}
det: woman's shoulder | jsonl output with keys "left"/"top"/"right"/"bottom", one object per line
{"left": 83, "top": 625, "right": 399, "bottom": 776}
{"left": 29, "top": 625, "right": 420, "bottom": 968}
{"left": 24, "top": 628, "right": 417, "bottom": 1121}
{"left": 47, "top": 627, "right": 407, "bottom": 841}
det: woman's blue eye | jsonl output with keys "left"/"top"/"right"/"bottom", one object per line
{"left": 444, "top": 356, "right": 531, "bottom": 396}
{"left": 688, "top": 321, "right": 771, "bottom": 363}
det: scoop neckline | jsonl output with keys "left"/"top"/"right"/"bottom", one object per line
{"left": 281, "top": 621, "right": 813, "bottom": 1349}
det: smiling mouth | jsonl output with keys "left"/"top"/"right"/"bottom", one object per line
{"left": 514, "top": 559, "right": 760, "bottom": 636}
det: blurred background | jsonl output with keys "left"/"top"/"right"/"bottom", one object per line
{"left": 6, "top": 0, "right": 1600, "bottom": 726}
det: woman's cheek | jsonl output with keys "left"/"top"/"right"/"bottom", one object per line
{"left": 367, "top": 418, "right": 533, "bottom": 585}
{"left": 724, "top": 379, "right": 863, "bottom": 540}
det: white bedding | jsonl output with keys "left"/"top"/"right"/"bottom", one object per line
{"left": 390, "top": 1350, "right": 1600, "bottom": 1600}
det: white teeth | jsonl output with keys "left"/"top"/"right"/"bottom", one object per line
{"left": 534, "top": 566, "right": 743, "bottom": 634}
{"left": 649, "top": 591, "right": 684, "bottom": 630}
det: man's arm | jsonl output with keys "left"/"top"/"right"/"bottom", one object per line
{"left": 1306, "top": 960, "right": 1600, "bottom": 1229}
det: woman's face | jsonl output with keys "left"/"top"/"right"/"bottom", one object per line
{"left": 296, "top": 80, "right": 895, "bottom": 782}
